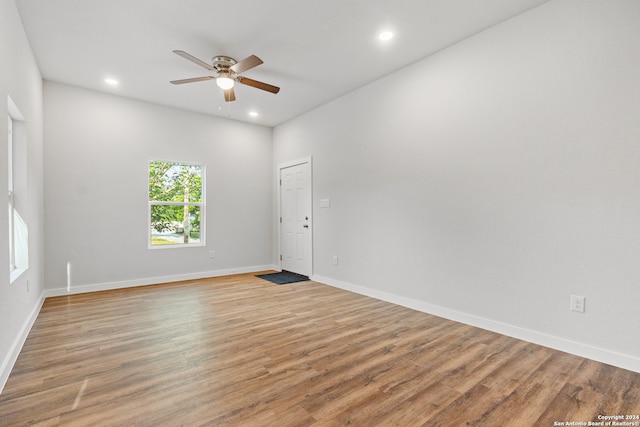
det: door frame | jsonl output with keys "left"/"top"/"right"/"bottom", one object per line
{"left": 277, "top": 156, "right": 313, "bottom": 276}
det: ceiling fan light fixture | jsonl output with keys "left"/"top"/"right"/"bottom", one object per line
{"left": 216, "top": 73, "right": 235, "bottom": 90}
{"left": 378, "top": 30, "right": 394, "bottom": 41}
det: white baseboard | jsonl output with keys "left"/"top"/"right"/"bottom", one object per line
{"left": 45, "top": 265, "right": 279, "bottom": 297}
{"left": 312, "top": 274, "right": 640, "bottom": 374}
{"left": 0, "top": 292, "right": 46, "bottom": 394}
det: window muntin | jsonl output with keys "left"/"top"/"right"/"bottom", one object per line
{"left": 148, "top": 160, "right": 204, "bottom": 247}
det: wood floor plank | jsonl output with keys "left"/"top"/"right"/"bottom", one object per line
{"left": 1, "top": 272, "right": 639, "bottom": 426}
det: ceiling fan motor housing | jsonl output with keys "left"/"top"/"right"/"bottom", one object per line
{"left": 212, "top": 56, "right": 237, "bottom": 74}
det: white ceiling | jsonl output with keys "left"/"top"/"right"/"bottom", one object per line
{"left": 16, "top": 0, "right": 549, "bottom": 127}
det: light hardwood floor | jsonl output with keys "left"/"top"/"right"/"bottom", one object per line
{"left": 1, "top": 273, "right": 639, "bottom": 426}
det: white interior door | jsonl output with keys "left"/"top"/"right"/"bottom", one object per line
{"left": 280, "top": 160, "right": 311, "bottom": 276}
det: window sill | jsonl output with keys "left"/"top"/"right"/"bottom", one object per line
{"left": 148, "top": 242, "right": 205, "bottom": 250}
{"left": 10, "top": 267, "right": 28, "bottom": 284}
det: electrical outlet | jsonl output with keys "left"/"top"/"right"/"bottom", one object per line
{"left": 570, "top": 295, "right": 585, "bottom": 313}
{"left": 209, "top": 250, "right": 215, "bottom": 258}
{"left": 332, "top": 256, "right": 338, "bottom": 265}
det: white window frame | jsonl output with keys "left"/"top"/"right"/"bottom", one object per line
{"left": 148, "top": 160, "right": 205, "bottom": 249}
{"left": 8, "top": 96, "right": 28, "bottom": 283}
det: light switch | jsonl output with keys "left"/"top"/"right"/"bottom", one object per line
{"left": 320, "top": 198, "right": 331, "bottom": 208}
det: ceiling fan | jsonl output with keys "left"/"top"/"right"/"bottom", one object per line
{"left": 170, "top": 50, "right": 280, "bottom": 102}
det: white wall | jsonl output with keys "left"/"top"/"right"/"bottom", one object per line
{"left": 0, "top": 0, "right": 46, "bottom": 390}
{"left": 273, "top": 0, "right": 640, "bottom": 371}
{"left": 44, "top": 82, "right": 274, "bottom": 294}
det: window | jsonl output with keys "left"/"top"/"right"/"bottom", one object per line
{"left": 8, "top": 115, "right": 13, "bottom": 269}
{"left": 148, "top": 160, "right": 204, "bottom": 247}
{"left": 8, "top": 109, "right": 29, "bottom": 281}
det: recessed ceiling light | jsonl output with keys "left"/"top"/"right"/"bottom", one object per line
{"left": 104, "top": 78, "right": 119, "bottom": 86}
{"left": 378, "top": 31, "right": 394, "bottom": 41}
{"left": 248, "top": 111, "right": 259, "bottom": 118}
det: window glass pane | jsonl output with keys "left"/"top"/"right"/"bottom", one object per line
{"left": 8, "top": 115, "right": 13, "bottom": 270}
{"left": 149, "top": 161, "right": 202, "bottom": 203}
{"left": 8, "top": 115, "right": 13, "bottom": 192}
{"left": 13, "top": 208, "right": 28, "bottom": 269}
{"left": 150, "top": 204, "right": 201, "bottom": 246}
{"left": 8, "top": 199, "right": 13, "bottom": 271}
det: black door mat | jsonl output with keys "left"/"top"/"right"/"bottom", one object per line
{"left": 256, "top": 271, "right": 309, "bottom": 285}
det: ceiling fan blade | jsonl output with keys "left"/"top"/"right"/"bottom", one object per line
{"left": 173, "top": 50, "right": 214, "bottom": 71}
{"left": 170, "top": 76, "right": 214, "bottom": 85}
{"left": 224, "top": 87, "right": 236, "bottom": 102}
{"left": 237, "top": 76, "right": 280, "bottom": 94}
{"left": 229, "top": 55, "right": 263, "bottom": 74}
